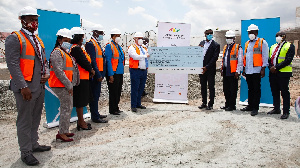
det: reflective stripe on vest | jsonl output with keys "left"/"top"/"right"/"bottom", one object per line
{"left": 71, "top": 44, "right": 91, "bottom": 80}
{"left": 244, "top": 38, "right": 263, "bottom": 67}
{"left": 269, "top": 42, "right": 292, "bottom": 72}
{"left": 11, "top": 31, "right": 43, "bottom": 81}
{"left": 108, "top": 42, "right": 125, "bottom": 71}
{"left": 89, "top": 39, "right": 104, "bottom": 71}
{"left": 222, "top": 44, "right": 239, "bottom": 73}
{"left": 49, "top": 48, "right": 73, "bottom": 87}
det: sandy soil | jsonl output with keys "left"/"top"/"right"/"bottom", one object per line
{"left": 0, "top": 97, "right": 300, "bottom": 167}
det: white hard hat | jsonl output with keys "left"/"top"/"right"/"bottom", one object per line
{"left": 92, "top": 24, "right": 105, "bottom": 32}
{"left": 225, "top": 30, "right": 235, "bottom": 37}
{"left": 205, "top": 26, "right": 213, "bottom": 31}
{"left": 110, "top": 28, "right": 121, "bottom": 35}
{"left": 18, "top": 6, "right": 39, "bottom": 19}
{"left": 134, "top": 32, "right": 143, "bottom": 38}
{"left": 70, "top": 27, "right": 85, "bottom": 36}
{"left": 56, "top": 28, "right": 72, "bottom": 39}
{"left": 247, "top": 24, "right": 259, "bottom": 31}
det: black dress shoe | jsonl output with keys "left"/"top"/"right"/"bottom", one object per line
{"left": 220, "top": 106, "right": 228, "bottom": 110}
{"left": 92, "top": 118, "right": 108, "bottom": 123}
{"left": 33, "top": 145, "right": 51, "bottom": 152}
{"left": 225, "top": 107, "right": 234, "bottom": 111}
{"left": 110, "top": 112, "right": 120, "bottom": 115}
{"left": 21, "top": 154, "right": 39, "bottom": 166}
{"left": 131, "top": 108, "right": 137, "bottom": 112}
{"left": 137, "top": 105, "right": 146, "bottom": 109}
{"left": 280, "top": 113, "right": 289, "bottom": 119}
{"left": 267, "top": 109, "right": 281, "bottom": 115}
{"left": 198, "top": 104, "right": 207, "bottom": 109}
{"left": 206, "top": 106, "right": 213, "bottom": 110}
{"left": 99, "top": 115, "right": 107, "bottom": 119}
{"left": 251, "top": 110, "right": 258, "bottom": 116}
{"left": 117, "top": 110, "right": 123, "bottom": 113}
{"left": 241, "top": 106, "right": 253, "bottom": 111}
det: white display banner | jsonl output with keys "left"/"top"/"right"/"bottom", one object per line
{"left": 153, "top": 22, "right": 191, "bottom": 103}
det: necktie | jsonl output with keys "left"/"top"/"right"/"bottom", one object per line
{"left": 140, "top": 46, "right": 148, "bottom": 68}
{"left": 31, "top": 35, "right": 45, "bottom": 75}
{"left": 270, "top": 44, "right": 280, "bottom": 66}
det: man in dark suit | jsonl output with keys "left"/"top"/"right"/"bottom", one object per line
{"left": 198, "top": 27, "right": 220, "bottom": 110}
{"left": 5, "top": 6, "right": 51, "bottom": 166}
{"left": 86, "top": 25, "right": 107, "bottom": 123}
{"left": 267, "top": 31, "right": 295, "bottom": 119}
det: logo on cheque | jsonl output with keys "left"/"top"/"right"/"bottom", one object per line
{"left": 169, "top": 28, "right": 180, "bottom": 32}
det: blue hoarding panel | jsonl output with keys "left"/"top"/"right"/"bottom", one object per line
{"left": 240, "top": 17, "right": 280, "bottom": 106}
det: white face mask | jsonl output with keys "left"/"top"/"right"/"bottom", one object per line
{"left": 276, "top": 37, "right": 283, "bottom": 43}
{"left": 137, "top": 39, "right": 143, "bottom": 46}
{"left": 115, "top": 37, "right": 121, "bottom": 44}
{"left": 249, "top": 34, "right": 256, "bottom": 40}
{"left": 226, "top": 39, "right": 234, "bottom": 44}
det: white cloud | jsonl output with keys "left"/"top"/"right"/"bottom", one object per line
{"left": 89, "top": 0, "right": 103, "bottom": 8}
{"left": 132, "top": 0, "right": 145, "bottom": 1}
{"left": 46, "top": 1, "right": 57, "bottom": 11}
{"left": 128, "top": 6, "right": 145, "bottom": 15}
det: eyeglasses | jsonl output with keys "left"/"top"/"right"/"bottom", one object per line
{"left": 205, "top": 32, "right": 213, "bottom": 35}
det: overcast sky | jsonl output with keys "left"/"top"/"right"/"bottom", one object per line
{"left": 1, "top": 0, "right": 300, "bottom": 36}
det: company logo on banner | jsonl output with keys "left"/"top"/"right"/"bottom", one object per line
{"left": 169, "top": 28, "right": 180, "bottom": 32}
{"left": 158, "top": 22, "right": 191, "bottom": 47}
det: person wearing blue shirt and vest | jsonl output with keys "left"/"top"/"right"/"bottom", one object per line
{"left": 221, "top": 30, "right": 243, "bottom": 111}
{"left": 128, "top": 32, "right": 150, "bottom": 112}
{"left": 267, "top": 31, "right": 295, "bottom": 119}
{"left": 105, "top": 28, "right": 125, "bottom": 115}
{"left": 86, "top": 24, "right": 108, "bottom": 123}
{"left": 241, "top": 24, "right": 269, "bottom": 116}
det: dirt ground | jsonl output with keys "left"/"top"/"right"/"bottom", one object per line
{"left": 0, "top": 59, "right": 299, "bottom": 167}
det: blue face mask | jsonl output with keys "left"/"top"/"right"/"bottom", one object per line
{"left": 206, "top": 34, "right": 213, "bottom": 41}
{"left": 82, "top": 38, "right": 86, "bottom": 45}
{"left": 97, "top": 35, "right": 103, "bottom": 41}
{"left": 61, "top": 42, "right": 71, "bottom": 50}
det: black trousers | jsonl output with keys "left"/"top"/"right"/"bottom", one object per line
{"left": 223, "top": 69, "right": 238, "bottom": 108}
{"left": 199, "top": 71, "right": 216, "bottom": 107}
{"left": 269, "top": 73, "right": 290, "bottom": 114}
{"left": 245, "top": 73, "right": 261, "bottom": 110}
{"left": 107, "top": 74, "right": 123, "bottom": 113}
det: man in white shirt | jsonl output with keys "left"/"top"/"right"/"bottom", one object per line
{"left": 128, "top": 32, "right": 150, "bottom": 112}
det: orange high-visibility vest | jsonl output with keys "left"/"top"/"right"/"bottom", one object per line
{"left": 70, "top": 44, "right": 91, "bottom": 80}
{"left": 129, "top": 44, "right": 148, "bottom": 69}
{"left": 89, "top": 38, "right": 103, "bottom": 71}
{"left": 49, "top": 48, "right": 73, "bottom": 87}
{"left": 221, "top": 44, "right": 239, "bottom": 73}
{"left": 244, "top": 38, "right": 264, "bottom": 67}
{"left": 108, "top": 42, "right": 125, "bottom": 71}
{"left": 10, "top": 31, "right": 46, "bottom": 81}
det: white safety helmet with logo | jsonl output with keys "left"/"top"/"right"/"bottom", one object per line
{"left": 247, "top": 24, "right": 259, "bottom": 31}
{"left": 56, "top": 28, "right": 72, "bottom": 39}
{"left": 110, "top": 28, "right": 121, "bottom": 35}
{"left": 225, "top": 30, "right": 235, "bottom": 37}
{"left": 134, "top": 32, "right": 143, "bottom": 38}
{"left": 18, "top": 6, "right": 39, "bottom": 19}
{"left": 92, "top": 24, "right": 105, "bottom": 32}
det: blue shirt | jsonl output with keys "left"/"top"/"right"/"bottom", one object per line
{"left": 245, "top": 37, "right": 269, "bottom": 74}
{"left": 105, "top": 40, "right": 124, "bottom": 76}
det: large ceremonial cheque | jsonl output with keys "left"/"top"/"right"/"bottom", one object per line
{"left": 148, "top": 46, "right": 203, "bottom": 74}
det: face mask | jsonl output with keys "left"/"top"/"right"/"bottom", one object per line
{"left": 226, "top": 39, "right": 234, "bottom": 44}
{"left": 82, "top": 38, "right": 86, "bottom": 45}
{"left": 138, "top": 39, "right": 143, "bottom": 46}
{"left": 22, "top": 20, "right": 38, "bottom": 32}
{"left": 97, "top": 35, "right": 103, "bottom": 41}
{"left": 145, "top": 43, "right": 149, "bottom": 48}
{"left": 276, "top": 36, "right": 282, "bottom": 43}
{"left": 61, "top": 42, "right": 71, "bottom": 50}
{"left": 115, "top": 37, "right": 121, "bottom": 44}
{"left": 206, "top": 34, "right": 213, "bottom": 41}
{"left": 249, "top": 34, "right": 256, "bottom": 40}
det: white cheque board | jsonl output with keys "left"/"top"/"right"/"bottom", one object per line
{"left": 148, "top": 46, "right": 203, "bottom": 74}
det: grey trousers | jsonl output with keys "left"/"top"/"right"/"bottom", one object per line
{"left": 52, "top": 87, "right": 73, "bottom": 134}
{"left": 14, "top": 85, "right": 44, "bottom": 156}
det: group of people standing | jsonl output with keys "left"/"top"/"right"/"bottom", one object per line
{"left": 5, "top": 6, "right": 295, "bottom": 166}
{"left": 199, "top": 25, "right": 294, "bottom": 120}
{"left": 5, "top": 6, "right": 150, "bottom": 166}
